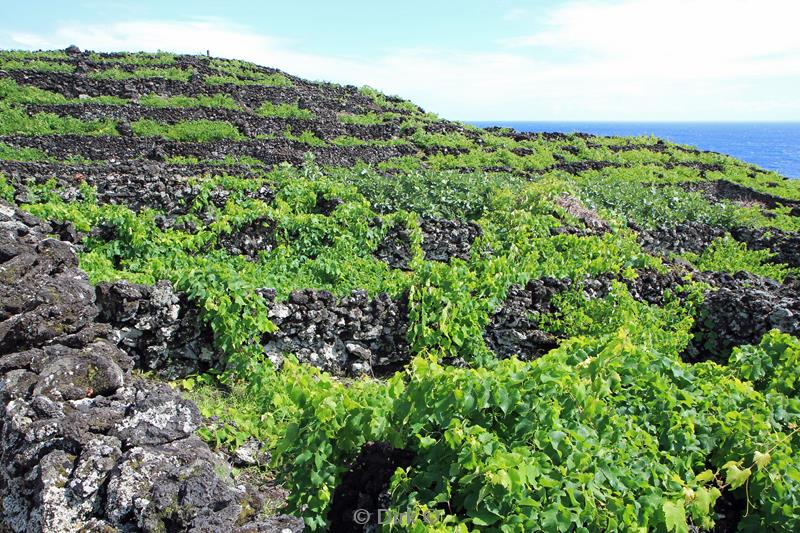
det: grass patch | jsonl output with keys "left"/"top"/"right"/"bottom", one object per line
{"left": 0, "top": 59, "right": 75, "bottom": 73}
{"left": 284, "top": 129, "right": 326, "bottom": 147}
{"left": 131, "top": 119, "right": 243, "bottom": 141}
{"left": 255, "top": 101, "right": 314, "bottom": 120}
{"left": 0, "top": 104, "right": 118, "bottom": 136}
{"left": 89, "top": 67, "right": 194, "bottom": 81}
{"left": 138, "top": 93, "right": 241, "bottom": 110}
{"left": 338, "top": 111, "right": 398, "bottom": 125}
{"left": 0, "top": 142, "right": 51, "bottom": 161}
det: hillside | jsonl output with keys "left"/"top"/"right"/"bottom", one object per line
{"left": 1, "top": 48, "right": 800, "bottom": 532}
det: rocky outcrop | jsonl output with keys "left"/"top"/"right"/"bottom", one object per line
{"left": 95, "top": 280, "right": 218, "bottom": 379}
{"left": 260, "top": 288, "right": 409, "bottom": 376}
{"left": 0, "top": 201, "right": 303, "bottom": 533}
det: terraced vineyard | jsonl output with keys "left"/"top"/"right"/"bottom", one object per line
{"left": 2, "top": 48, "right": 800, "bottom": 532}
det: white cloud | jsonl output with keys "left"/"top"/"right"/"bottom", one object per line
{"left": 3, "top": 1, "right": 800, "bottom": 121}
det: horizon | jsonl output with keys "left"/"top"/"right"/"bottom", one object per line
{"left": 1, "top": 0, "right": 799, "bottom": 122}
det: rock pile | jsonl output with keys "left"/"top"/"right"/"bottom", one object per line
{"left": 0, "top": 201, "right": 302, "bottom": 533}
{"left": 483, "top": 278, "right": 571, "bottom": 360}
{"left": 686, "top": 272, "right": 800, "bottom": 363}
{"left": 261, "top": 288, "right": 409, "bottom": 376}
{"left": 684, "top": 179, "right": 800, "bottom": 211}
{"left": 639, "top": 221, "right": 800, "bottom": 269}
{"left": 95, "top": 280, "right": 217, "bottom": 379}
{"left": 218, "top": 217, "right": 276, "bottom": 260}
{"left": 0, "top": 161, "right": 274, "bottom": 228}
{"left": 637, "top": 221, "right": 726, "bottom": 255}
{"left": 729, "top": 226, "right": 800, "bottom": 268}
{"left": 376, "top": 217, "right": 482, "bottom": 270}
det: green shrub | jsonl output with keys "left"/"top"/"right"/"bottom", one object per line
{"left": 730, "top": 330, "right": 800, "bottom": 397}
{"left": 410, "top": 129, "right": 475, "bottom": 150}
{"left": 206, "top": 61, "right": 292, "bottom": 87}
{"left": 338, "top": 111, "right": 398, "bottom": 125}
{"left": 0, "top": 78, "right": 68, "bottom": 104}
{"left": 88, "top": 52, "right": 177, "bottom": 65}
{"left": 0, "top": 173, "right": 14, "bottom": 202}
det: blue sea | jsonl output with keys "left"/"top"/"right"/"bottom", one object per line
{"left": 468, "top": 122, "right": 800, "bottom": 179}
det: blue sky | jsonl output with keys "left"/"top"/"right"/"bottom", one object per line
{"left": 2, "top": 0, "right": 799, "bottom": 121}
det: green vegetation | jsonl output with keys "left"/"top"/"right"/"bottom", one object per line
{"left": 284, "top": 129, "right": 326, "bottom": 147}
{"left": 207, "top": 59, "right": 292, "bottom": 86}
{"left": 0, "top": 142, "right": 50, "bottom": 161}
{"left": 681, "top": 237, "right": 799, "bottom": 282}
{"left": 18, "top": 157, "right": 800, "bottom": 530}
{"left": 0, "top": 78, "right": 127, "bottom": 105}
{"left": 166, "top": 154, "right": 267, "bottom": 167}
{"left": 0, "top": 173, "right": 14, "bottom": 202}
{"left": 0, "top": 104, "right": 118, "bottom": 136}
{"left": 409, "top": 129, "right": 475, "bottom": 150}
{"left": 0, "top": 50, "right": 69, "bottom": 60}
{"left": 88, "top": 51, "right": 178, "bottom": 65}
{"left": 89, "top": 66, "right": 194, "bottom": 81}
{"left": 329, "top": 136, "right": 406, "bottom": 147}
{"left": 338, "top": 111, "right": 399, "bottom": 125}
{"left": 255, "top": 101, "right": 314, "bottom": 120}
{"left": 4, "top": 50, "right": 800, "bottom": 532}
{"left": 359, "top": 85, "right": 420, "bottom": 113}
{"left": 138, "top": 93, "right": 241, "bottom": 110}
{"left": 0, "top": 59, "right": 75, "bottom": 73}
{"left": 130, "top": 119, "right": 243, "bottom": 141}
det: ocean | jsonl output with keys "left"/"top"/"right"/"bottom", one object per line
{"left": 468, "top": 122, "right": 800, "bottom": 179}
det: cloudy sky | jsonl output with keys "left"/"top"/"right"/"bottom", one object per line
{"left": 2, "top": 0, "right": 799, "bottom": 121}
